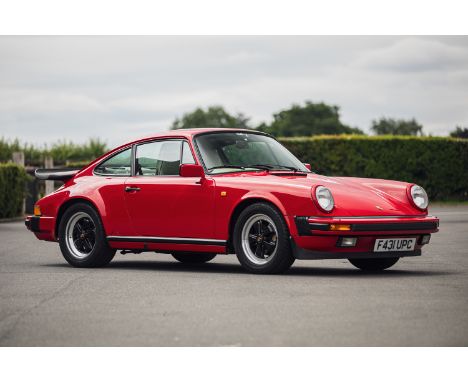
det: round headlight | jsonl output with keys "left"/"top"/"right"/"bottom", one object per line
{"left": 410, "top": 184, "right": 428, "bottom": 210}
{"left": 315, "top": 186, "right": 334, "bottom": 212}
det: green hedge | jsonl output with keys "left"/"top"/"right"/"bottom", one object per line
{"left": 0, "top": 163, "right": 29, "bottom": 219}
{"left": 0, "top": 137, "right": 107, "bottom": 167}
{"left": 279, "top": 135, "right": 468, "bottom": 201}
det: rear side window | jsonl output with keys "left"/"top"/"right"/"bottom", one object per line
{"left": 136, "top": 140, "right": 182, "bottom": 176}
{"left": 94, "top": 147, "right": 132, "bottom": 176}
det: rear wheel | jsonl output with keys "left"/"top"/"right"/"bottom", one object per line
{"left": 233, "top": 202, "right": 295, "bottom": 274}
{"left": 58, "top": 203, "right": 115, "bottom": 267}
{"left": 348, "top": 257, "right": 399, "bottom": 271}
{"left": 172, "top": 253, "right": 217, "bottom": 263}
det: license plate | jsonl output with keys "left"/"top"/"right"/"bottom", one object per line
{"left": 373, "top": 238, "right": 416, "bottom": 252}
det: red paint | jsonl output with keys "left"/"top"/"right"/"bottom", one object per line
{"left": 179, "top": 163, "right": 205, "bottom": 178}
{"left": 26, "top": 128, "right": 439, "bottom": 257}
{"left": 124, "top": 176, "right": 215, "bottom": 238}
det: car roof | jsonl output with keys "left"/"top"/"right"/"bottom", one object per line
{"left": 103, "top": 128, "right": 269, "bottom": 158}
{"left": 144, "top": 127, "right": 255, "bottom": 138}
{"left": 128, "top": 128, "right": 264, "bottom": 145}
{"left": 82, "top": 128, "right": 270, "bottom": 173}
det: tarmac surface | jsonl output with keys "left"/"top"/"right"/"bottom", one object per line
{"left": 1, "top": 206, "right": 467, "bottom": 346}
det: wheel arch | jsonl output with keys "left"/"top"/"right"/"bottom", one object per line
{"left": 55, "top": 197, "right": 102, "bottom": 239}
{"left": 227, "top": 195, "right": 290, "bottom": 253}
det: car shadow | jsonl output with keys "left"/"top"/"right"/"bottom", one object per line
{"left": 41, "top": 259, "right": 456, "bottom": 278}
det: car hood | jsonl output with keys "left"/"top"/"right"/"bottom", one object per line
{"left": 214, "top": 171, "right": 424, "bottom": 216}
{"left": 315, "top": 175, "right": 421, "bottom": 216}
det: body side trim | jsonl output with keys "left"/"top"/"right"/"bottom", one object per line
{"left": 107, "top": 236, "right": 226, "bottom": 246}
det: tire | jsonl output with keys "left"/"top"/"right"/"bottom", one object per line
{"left": 233, "top": 202, "right": 295, "bottom": 274}
{"left": 58, "top": 202, "right": 116, "bottom": 267}
{"left": 172, "top": 252, "right": 217, "bottom": 263}
{"left": 348, "top": 257, "right": 399, "bottom": 271}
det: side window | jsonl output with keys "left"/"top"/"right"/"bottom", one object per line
{"left": 181, "top": 141, "right": 196, "bottom": 164}
{"left": 136, "top": 140, "right": 181, "bottom": 176}
{"left": 95, "top": 147, "right": 132, "bottom": 176}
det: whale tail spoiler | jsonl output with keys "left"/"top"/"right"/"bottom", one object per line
{"left": 34, "top": 168, "right": 81, "bottom": 182}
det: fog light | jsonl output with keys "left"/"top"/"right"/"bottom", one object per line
{"left": 420, "top": 234, "right": 431, "bottom": 245}
{"left": 337, "top": 237, "right": 357, "bottom": 247}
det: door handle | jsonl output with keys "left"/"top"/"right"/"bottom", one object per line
{"left": 125, "top": 186, "right": 141, "bottom": 192}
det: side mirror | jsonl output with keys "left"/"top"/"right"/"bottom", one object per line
{"left": 303, "top": 163, "right": 312, "bottom": 171}
{"left": 179, "top": 164, "right": 205, "bottom": 178}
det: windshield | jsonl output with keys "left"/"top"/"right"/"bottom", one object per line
{"left": 194, "top": 132, "right": 309, "bottom": 174}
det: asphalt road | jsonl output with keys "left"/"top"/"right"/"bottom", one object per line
{"left": 1, "top": 206, "right": 467, "bottom": 346}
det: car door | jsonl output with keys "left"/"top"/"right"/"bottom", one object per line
{"left": 124, "top": 139, "right": 216, "bottom": 239}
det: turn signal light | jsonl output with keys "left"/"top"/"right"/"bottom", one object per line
{"left": 329, "top": 224, "right": 351, "bottom": 231}
{"left": 34, "top": 205, "right": 41, "bottom": 216}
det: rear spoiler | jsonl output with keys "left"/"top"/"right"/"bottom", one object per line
{"left": 35, "top": 168, "right": 81, "bottom": 182}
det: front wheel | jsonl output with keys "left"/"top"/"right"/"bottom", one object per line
{"left": 172, "top": 253, "right": 216, "bottom": 263}
{"left": 58, "top": 203, "right": 116, "bottom": 267}
{"left": 348, "top": 257, "right": 399, "bottom": 271}
{"left": 233, "top": 202, "right": 295, "bottom": 274}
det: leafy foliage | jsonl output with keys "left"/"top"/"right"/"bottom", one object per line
{"left": 0, "top": 163, "right": 29, "bottom": 218}
{"left": 449, "top": 126, "right": 468, "bottom": 139}
{"left": 0, "top": 138, "right": 107, "bottom": 166}
{"left": 371, "top": 118, "right": 423, "bottom": 136}
{"left": 171, "top": 106, "right": 250, "bottom": 130}
{"left": 279, "top": 135, "right": 468, "bottom": 201}
{"left": 257, "top": 101, "right": 364, "bottom": 137}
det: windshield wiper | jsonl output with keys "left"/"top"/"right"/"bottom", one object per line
{"left": 246, "top": 164, "right": 274, "bottom": 171}
{"left": 250, "top": 164, "right": 305, "bottom": 172}
{"left": 207, "top": 164, "right": 307, "bottom": 173}
{"left": 207, "top": 165, "right": 247, "bottom": 172}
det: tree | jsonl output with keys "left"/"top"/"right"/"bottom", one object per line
{"left": 256, "top": 101, "right": 364, "bottom": 137}
{"left": 449, "top": 126, "right": 468, "bottom": 139}
{"left": 371, "top": 117, "right": 423, "bottom": 136}
{"left": 171, "top": 106, "right": 250, "bottom": 130}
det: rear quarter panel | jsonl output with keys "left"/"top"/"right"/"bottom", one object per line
{"left": 36, "top": 174, "right": 135, "bottom": 239}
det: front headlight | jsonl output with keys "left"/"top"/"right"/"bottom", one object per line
{"left": 314, "top": 185, "right": 334, "bottom": 212}
{"left": 410, "top": 184, "right": 429, "bottom": 210}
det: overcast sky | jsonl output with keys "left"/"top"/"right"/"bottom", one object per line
{"left": 1, "top": 36, "right": 467, "bottom": 148}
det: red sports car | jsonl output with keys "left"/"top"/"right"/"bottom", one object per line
{"left": 26, "top": 128, "right": 439, "bottom": 274}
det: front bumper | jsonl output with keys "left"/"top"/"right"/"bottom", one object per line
{"left": 295, "top": 215, "right": 439, "bottom": 235}
{"left": 291, "top": 215, "right": 439, "bottom": 260}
